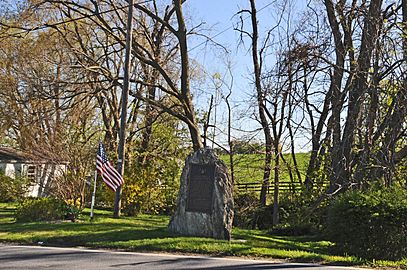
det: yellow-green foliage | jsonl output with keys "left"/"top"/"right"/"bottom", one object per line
{"left": 120, "top": 118, "right": 189, "bottom": 215}
{"left": 15, "top": 197, "right": 81, "bottom": 222}
{"left": 0, "top": 171, "right": 31, "bottom": 202}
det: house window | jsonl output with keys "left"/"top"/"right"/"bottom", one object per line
{"left": 27, "top": 165, "right": 36, "bottom": 182}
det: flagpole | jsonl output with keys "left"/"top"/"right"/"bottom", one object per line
{"left": 114, "top": 0, "right": 134, "bottom": 218}
{"left": 90, "top": 170, "right": 97, "bottom": 220}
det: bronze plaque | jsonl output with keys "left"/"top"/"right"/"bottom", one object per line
{"left": 186, "top": 163, "right": 215, "bottom": 213}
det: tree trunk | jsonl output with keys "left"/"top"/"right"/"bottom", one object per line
{"left": 272, "top": 146, "right": 280, "bottom": 226}
{"left": 226, "top": 85, "right": 235, "bottom": 184}
{"left": 248, "top": 0, "right": 273, "bottom": 207}
{"left": 323, "top": 0, "right": 348, "bottom": 192}
{"left": 404, "top": 0, "right": 407, "bottom": 187}
{"left": 174, "top": 0, "right": 203, "bottom": 151}
{"left": 333, "top": 0, "right": 383, "bottom": 189}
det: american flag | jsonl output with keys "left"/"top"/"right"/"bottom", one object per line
{"left": 96, "top": 142, "right": 124, "bottom": 191}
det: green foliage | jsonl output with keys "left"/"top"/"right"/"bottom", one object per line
{"left": 268, "top": 193, "right": 328, "bottom": 236}
{"left": 394, "top": 156, "right": 407, "bottom": 186}
{"left": 120, "top": 118, "right": 188, "bottom": 216}
{"left": 269, "top": 224, "right": 316, "bottom": 236}
{"left": 233, "top": 192, "right": 259, "bottom": 228}
{"left": 230, "top": 139, "right": 264, "bottom": 154}
{"left": 15, "top": 197, "right": 81, "bottom": 222}
{"left": 121, "top": 160, "right": 181, "bottom": 216}
{"left": 233, "top": 193, "right": 275, "bottom": 230}
{"left": 325, "top": 188, "right": 407, "bottom": 260}
{"left": 277, "top": 193, "right": 328, "bottom": 232}
{"left": 233, "top": 190, "right": 329, "bottom": 233}
{"left": 0, "top": 171, "right": 31, "bottom": 202}
{"left": 253, "top": 205, "right": 274, "bottom": 229}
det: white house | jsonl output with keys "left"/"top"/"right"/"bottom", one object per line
{"left": 0, "top": 147, "right": 68, "bottom": 197}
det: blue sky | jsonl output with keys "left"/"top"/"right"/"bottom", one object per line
{"left": 185, "top": 0, "right": 263, "bottom": 145}
{"left": 182, "top": 1, "right": 312, "bottom": 151}
{"left": 185, "top": 0, "right": 276, "bottom": 87}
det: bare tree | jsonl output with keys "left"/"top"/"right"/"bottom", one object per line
{"left": 235, "top": 0, "right": 273, "bottom": 208}
{"left": 4, "top": 0, "right": 204, "bottom": 151}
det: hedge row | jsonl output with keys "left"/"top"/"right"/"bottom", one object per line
{"left": 326, "top": 188, "right": 407, "bottom": 260}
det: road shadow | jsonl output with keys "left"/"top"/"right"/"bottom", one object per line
{"left": 110, "top": 256, "right": 321, "bottom": 269}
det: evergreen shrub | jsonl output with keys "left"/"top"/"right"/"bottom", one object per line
{"left": 325, "top": 188, "right": 407, "bottom": 260}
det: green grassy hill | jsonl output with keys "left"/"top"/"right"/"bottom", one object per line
{"left": 220, "top": 152, "right": 310, "bottom": 185}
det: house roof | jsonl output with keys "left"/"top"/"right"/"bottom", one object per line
{"left": 0, "top": 147, "right": 33, "bottom": 162}
{"left": 0, "top": 147, "right": 68, "bottom": 164}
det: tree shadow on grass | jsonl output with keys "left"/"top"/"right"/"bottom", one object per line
{"left": 233, "top": 232, "right": 329, "bottom": 253}
{"left": 0, "top": 203, "right": 361, "bottom": 267}
{"left": 0, "top": 216, "right": 167, "bottom": 233}
{"left": 230, "top": 231, "right": 361, "bottom": 266}
{"left": 33, "top": 228, "right": 251, "bottom": 257}
{"left": 37, "top": 227, "right": 172, "bottom": 247}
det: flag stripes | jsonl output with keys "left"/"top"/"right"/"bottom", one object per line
{"left": 96, "top": 142, "right": 124, "bottom": 191}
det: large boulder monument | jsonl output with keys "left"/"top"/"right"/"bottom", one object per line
{"left": 168, "top": 148, "right": 234, "bottom": 240}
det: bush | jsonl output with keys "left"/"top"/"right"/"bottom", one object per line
{"left": 277, "top": 193, "right": 329, "bottom": 233}
{"left": 121, "top": 158, "right": 181, "bottom": 216}
{"left": 96, "top": 118, "right": 187, "bottom": 216}
{"left": 269, "top": 224, "right": 316, "bottom": 236}
{"left": 234, "top": 192, "right": 328, "bottom": 232}
{"left": 0, "top": 171, "right": 31, "bottom": 202}
{"left": 15, "top": 197, "right": 81, "bottom": 222}
{"left": 233, "top": 193, "right": 259, "bottom": 228}
{"left": 325, "top": 188, "right": 407, "bottom": 260}
{"left": 253, "top": 205, "right": 274, "bottom": 229}
{"left": 233, "top": 193, "right": 276, "bottom": 229}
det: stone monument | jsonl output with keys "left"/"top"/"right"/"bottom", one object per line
{"left": 168, "top": 148, "right": 234, "bottom": 240}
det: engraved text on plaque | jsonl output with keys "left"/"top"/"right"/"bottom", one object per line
{"left": 186, "top": 164, "right": 215, "bottom": 213}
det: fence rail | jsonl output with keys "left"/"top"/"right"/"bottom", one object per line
{"left": 235, "top": 181, "right": 328, "bottom": 193}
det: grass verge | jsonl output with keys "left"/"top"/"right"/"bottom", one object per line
{"left": 1, "top": 203, "right": 405, "bottom": 269}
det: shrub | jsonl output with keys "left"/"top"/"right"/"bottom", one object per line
{"left": 276, "top": 193, "right": 329, "bottom": 233}
{"left": 234, "top": 192, "right": 328, "bottom": 232}
{"left": 233, "top": 193, "right": 284, "bottom": 229}
{"left": 233, "top": 193, "right": 259, "bottom": 228}
{"left": 269, "top": 223, "right": 316, "bottom": 236}
{"left": 15, "top": 197, "right": 81, "bottom": 222}
{"left": 121, "top": 159, "right": 181, "bottom": 216}
{"left": 253, "top": 205, "right": 274, "bottom": 229}
{"left": 325, "top": 188, "right": 407, "bottom": 260}
{"left": 0, "top": 171, "right": 31, "bottom": 202}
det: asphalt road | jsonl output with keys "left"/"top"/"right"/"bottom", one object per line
{"left": 0, "top": 245, "right": 367, "bottom": 270}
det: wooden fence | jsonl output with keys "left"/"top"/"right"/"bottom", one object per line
{"left": 235, "top": 181, "right": 328, "bottom": 193}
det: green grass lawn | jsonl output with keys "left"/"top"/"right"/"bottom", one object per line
{"left": 220, "top": 153, "right": 310, "bottom": 184}
{"left": 1, "top": 203, "right": 406, "bottom": 268}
